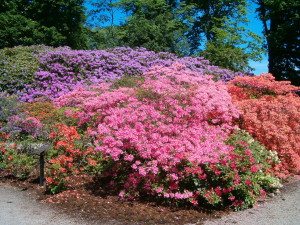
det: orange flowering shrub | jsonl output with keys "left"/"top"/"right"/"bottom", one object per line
{"left": 227, "top": 85, "right": 251, "bottom": 102}
{"left": 228, "top": 74, "right": 300, "bottom": 177}
{"left": 19, "top": 102, "right": 59, "bottom": 125}
{"left": 229, "top": 73, "right": 299, "bottom": 98}
{"left": 237, "top": 94, "right": 300, "bottom": 176}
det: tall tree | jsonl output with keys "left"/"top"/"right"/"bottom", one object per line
{"left": 0, "top": 0, "right": 87, "bottom": 49}
{"left": 255, "top": 0, "right": 300, "bottom": 86}
{"left": 185, "top": 0, "right": 264, "bottom": 72}
{"left": 116, "top": 0, "right": 192, "bottom": 56}
{"left": 86, "top": 0, "right": 122, "bottom": 49}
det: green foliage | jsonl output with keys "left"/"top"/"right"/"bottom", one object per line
{"left": 199, "top": 22, "right": 264, "bottom": 72}
{"left": 0, "top": 143, "right": 37, "bottom": 180}
{"left": 0, "top": 0, "right": 87, "bottom": 49}
{"left": 0, "top": 12, "right": 66, "bottom": 49}
{"left": 255, "top": 0, "right": 300, "bottom": 86}
{"left": 186, "top": 0, "right": 264, "bottom": 71}
{"left": 0, "top": 93, "right": 19, "bottom": 123}
{"left": 86, "top": 26, "right": 123, "bottom": 49}
{"left": 0, "top": 45, "right": 51, "bottom": 94}
{"left": 115, "top": 0, "right": 192, "bottom": 56}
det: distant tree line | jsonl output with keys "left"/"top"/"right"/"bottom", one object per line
{"left": 0, "top": 0, "right": 299, "bottom": 85}
{"left": 255, "top": 0, "right": 300, "bottom": 86}
{"left": 0, "top": 0, "right": 87, "bottom": 49}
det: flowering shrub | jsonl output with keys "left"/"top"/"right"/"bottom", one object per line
{"left": 52, "top": 63, "right": 280, "bottom": 209}
{"left": 229, "top": 73, "right": 299, "bottom": 98}
{"left": 14, "top": 47, "right": 253, "bottom": 102}
{"left": 46, "top": 123, "right": 105, "bottom": 194}
{"left": 46, "top": 123, "right": 81, "bottom": 193}
{"left": 236, "top": 94, "right": 300, "bottom": 176}
{"left": 228, "top": 74, "right": 300, "bottom": 176}
{"left": 0, "top": 140, "right": 37, "bottom": 180}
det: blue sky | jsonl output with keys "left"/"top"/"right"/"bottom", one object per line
{"left": 247, "top": 3, "right": 269, "bottom": 75}
{"left": 85, "top": 1, "right": 269, "bottom": 75}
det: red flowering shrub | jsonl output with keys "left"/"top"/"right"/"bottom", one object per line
{"left": 46, "top": 123, "right": 104, "bottom": 194}
{"left": 229, "top": 74, "right": 300, "bottom": 176}
{"left": 46, "top": 123, "right": 84, "bottom": 193}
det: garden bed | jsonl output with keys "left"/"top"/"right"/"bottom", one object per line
{"left": 0, "top": 171, "right": 230, "bottom": 225}
{"left": 1, "top": 46, "right": 299, "bottom": 225}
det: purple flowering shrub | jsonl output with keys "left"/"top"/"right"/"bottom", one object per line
{"left": 53, "top": 63, "right": 278, "bottom": 210}
{"left": 18, "top": 47, "right": 253, "bottom": 102}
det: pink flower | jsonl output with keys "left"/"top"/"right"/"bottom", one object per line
{"left": 229, "top": 196, "right": 236, "bottom": 201}
{"left": 245, "top": 180, "right": 252, "bottom": 186}
{"left": 250, "top": 165, "right": 258, "bottom": 173}
{"left": 119, "top": 190, "right": 125, "bottom": 199}
{"left": 245, "top": 149, "right": 252, "bottom": 156}
{"left": 65, "top": 109, "right": 73, "bottom": 117}
{"left": 124, "top": 154, "right": 134, "bottom": 162}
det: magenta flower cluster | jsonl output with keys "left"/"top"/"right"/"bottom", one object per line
{"left": 19, "top": 47, "right": 253, "bottom": 102}
{"left": 55, "top": 63, "right": 240, "bottom": 202}
{"left": 5, "top": 115, "right": 42, "bottom": 137}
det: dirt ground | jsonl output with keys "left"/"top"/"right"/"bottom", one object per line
{"left": 0, "top": 171, "right": 230, "bottom": 225}
{"left": 2, "top": 169, "right": 299, "bottom": 225}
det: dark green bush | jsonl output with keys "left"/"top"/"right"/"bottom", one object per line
{"left": 0, "top": 93, "right": 19, "bottom": 123}
{"left": 0, "top": 45, "right": 53, "bottom": 93}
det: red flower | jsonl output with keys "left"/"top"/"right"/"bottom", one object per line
{"left": 250, "top": 165, "right": 258, "bottom": 173}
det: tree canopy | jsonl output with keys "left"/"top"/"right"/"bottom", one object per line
{"left": 185, "top": 0, "right": 263, "bottom": 72}
{"left": 0, "top": 0, "right": 87, "bottom": 49}
{"left": 88, "top": 0, "right": 264, "bottom": 71}
{"left": 255, "top": 0, "right": 300, "bottom": 86}
{"left": 114, "top": 0, "right": 192, "bottom": 56}
{"left": 1, "top": 0, "right": 299, "bottom": 81}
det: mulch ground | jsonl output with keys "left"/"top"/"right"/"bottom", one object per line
{"left": 0, "top": 171, "right": 232, "bottom": 225}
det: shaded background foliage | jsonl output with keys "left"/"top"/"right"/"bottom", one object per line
{"left": 255, "top": 0, "right": 300, "bottom": 86}
{"left": 0, "top": 0, "right": 299, "bottom": 85}
{"left": 0, "top": 0, "right": 87, "bottom": 49}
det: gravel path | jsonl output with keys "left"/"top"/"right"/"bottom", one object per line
{"left": 1, "top": 177, "right": 300, "bottom": 225}
{"left": 0, "top": 183, "right": 87, "bottom": 225}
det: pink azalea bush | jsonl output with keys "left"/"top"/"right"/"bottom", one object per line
{"left": 53, "top": 63, "right": 279, "bottom": 210}
{"left": 56, "top": 63, "right": 239, "bottom": 165}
